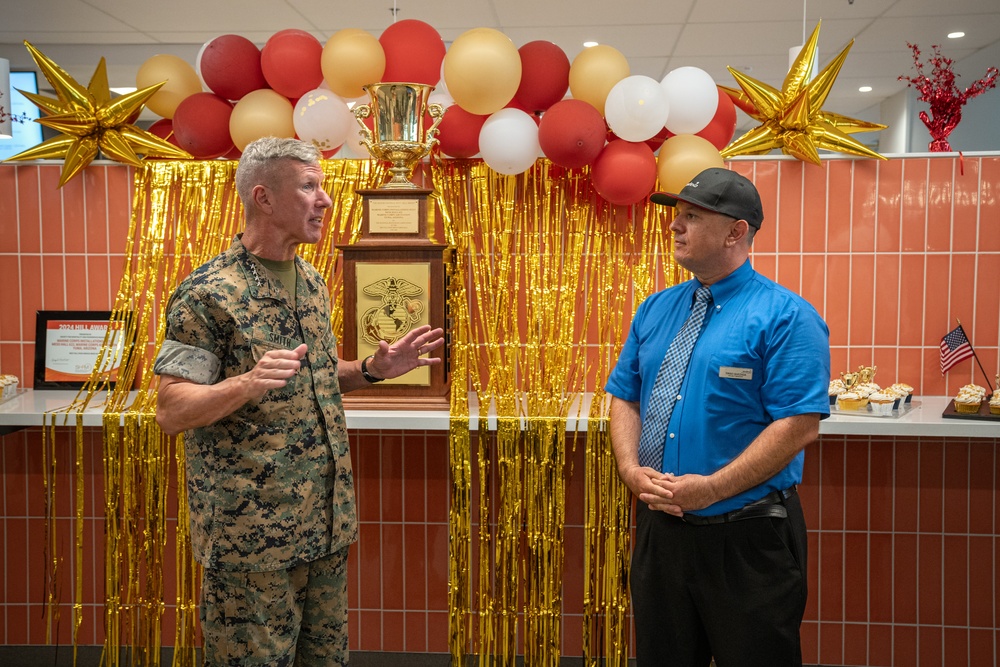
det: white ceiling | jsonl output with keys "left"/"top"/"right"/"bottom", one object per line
{"left": 2, "top": 0, "right": 999, "bottom": 131}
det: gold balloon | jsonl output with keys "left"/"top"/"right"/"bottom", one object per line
{"left": 568, "top": 45, "right": 630, "bottom": 117}
{"left": 443, "top": 28, "right": 521, "bottom": 116}
{"left": 322, "top": 29, "right": 386, "bottom": 100}
{"left": 3, "top": 41, "right": 191, "bottom": 187}
{"left": 721, "top": 22, "right": 887, "bottom": 165}
{"left": 136, "top": 54, "right": 203, "bottom": 119}
{"left": 656, "top": 134, "right": 725, "bottom": 195}
{"left": 229, "top": 89, "right": 295, "bottom": 151}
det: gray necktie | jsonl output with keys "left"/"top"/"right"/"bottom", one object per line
{"left": 637, "top": 285, "right": 713, "bottom": 469}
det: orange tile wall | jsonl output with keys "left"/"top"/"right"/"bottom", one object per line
{"left": 1, "top": 156, "right": 999, "bottom": 665}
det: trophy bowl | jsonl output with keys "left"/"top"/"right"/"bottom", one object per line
{"left": 354, "top": 82, "right": 445, "bottom": 189}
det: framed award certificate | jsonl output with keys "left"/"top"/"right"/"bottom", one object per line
{"left": 33, "top": 311, "right": 131, "bottom": 389}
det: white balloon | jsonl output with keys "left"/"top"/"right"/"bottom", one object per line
{"left": 194, "top": 37, "right": 215, "bottom": 90}
{"left": 428, "top": 90, "right": 454, "bottom": 110}
{"left": 479, "top": 108, "right": 540, "bottom": 175}
{"left": 660, "top": 66, "right": 719, "bottom": 135}
{"left": 333, "top": 137, "right": 370, "bottom": 159}
{"left": 434, "top": 61, "right": 451, "bottom": 98}
{"left": 604, "top": 75, "right": 670, "bottom": 142}
{"left": 293, "top": 88, "right": 356, "bottom": 153}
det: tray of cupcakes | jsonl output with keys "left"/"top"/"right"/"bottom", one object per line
{"left": 941, "top": 376, "right": 1000, "bottom": 421}
{"left": 829, "top": 365, "right": 915, "bottom": 418}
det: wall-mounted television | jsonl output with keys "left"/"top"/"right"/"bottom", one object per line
{"left": 0, "top": 70, "right": 43, "bottom": 161}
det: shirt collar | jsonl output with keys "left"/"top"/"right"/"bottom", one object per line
{"left": 695, "top": 259, "right": 754, "bottom": 310}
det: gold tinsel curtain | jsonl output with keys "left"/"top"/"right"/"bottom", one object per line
{"left": 47, "top": 156, "right": 684, "bottom": 667}
{"left": 434, "top": 159, "right": 685, "bottom": 666}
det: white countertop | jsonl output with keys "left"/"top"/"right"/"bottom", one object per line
{"left": 1, "top": 390, "right": 997, "bottom": 438}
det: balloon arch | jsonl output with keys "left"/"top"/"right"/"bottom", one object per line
{"left": 138, "top": 19, "right": 737, "bottom": 206}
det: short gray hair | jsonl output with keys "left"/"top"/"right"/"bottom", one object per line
{"left": 234, "top": 137, "right": 323, "bottom": 207}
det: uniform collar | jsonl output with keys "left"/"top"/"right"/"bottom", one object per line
{"left": 230, "top": 234, "right": 321, "bottom": 302}
{"left": 693, "top": 259, "right": 754, "bottom": 310}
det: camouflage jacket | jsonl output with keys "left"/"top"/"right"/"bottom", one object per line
{"left": 154, "top": 236, "right": 357, "bottom": 572}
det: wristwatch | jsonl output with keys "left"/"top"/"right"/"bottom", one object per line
{"left": 361, "top": 355, "right": 384, "bottom": 383}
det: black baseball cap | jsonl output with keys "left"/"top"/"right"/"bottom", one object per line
{"left": 649, "top": 168, "right": 764, "bottom": 229}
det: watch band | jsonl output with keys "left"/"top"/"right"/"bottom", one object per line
{"left": 361, "top": 355, "right": 384, "bottom": 383}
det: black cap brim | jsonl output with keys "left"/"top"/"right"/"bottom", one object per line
{"left": 649, "top": 191, "right": 680, "bottom": 207}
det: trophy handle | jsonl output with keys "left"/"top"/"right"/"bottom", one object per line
{"left": 353, "top": 103, "right": 374, "bottom": 148}
{"left": 425, "top": 103, "right": 446, "bottom": 146}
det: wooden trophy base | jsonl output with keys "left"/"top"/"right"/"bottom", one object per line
{"left": 338, "top": 188, "right": 450, "bottom": 409}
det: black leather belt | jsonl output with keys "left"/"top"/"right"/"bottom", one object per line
{"left": 680, "top": 487, "right": 796, "bottom": 526}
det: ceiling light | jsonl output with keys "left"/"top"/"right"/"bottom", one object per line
{"left": 858, "top": 85, "right": 872, "bottom": 92}
{"left": 110, "top": 86, "right": 137, "bottom": 95}
{"left": 583, "top": 41, "right": 599, "bottom": 48}
{"left": 947, "top": 31, "right": 965, "bottom": 39}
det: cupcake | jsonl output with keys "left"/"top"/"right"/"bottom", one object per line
{"left": 990, "top": 393, "right": 1000, "bottom": 416}
{"left": 954, "top": 385, "right": 985, "bottom": 414}
{"left": 890, "top": 382, "right": 914, "bottom": 404}
{"left": 837, "top": 391, "right": 868, "bottom": 411}
{"left": 853, "top": 383, "right": 877, "bottom": 399}
{"left": 868, "top": 391, "right": 896, "bottom": 415}
{"left": 828, "top": 379, "right": 846, "bottom": 405}
{"left": 0, "top": 375, "right": 18, "bottom": 400}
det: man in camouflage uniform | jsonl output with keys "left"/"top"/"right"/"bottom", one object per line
{"left": 154, "top": 137, "right": 444, "bottom": 666}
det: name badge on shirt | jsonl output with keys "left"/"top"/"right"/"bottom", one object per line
{"left": 719, "top": 366, "right": 753, "bottom": 380}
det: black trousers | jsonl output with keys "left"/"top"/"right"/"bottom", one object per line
{"left": 630, "top": 492, "right": 808, "bottom": 667}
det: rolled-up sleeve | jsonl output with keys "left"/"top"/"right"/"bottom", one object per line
{"left": 153, "top": 290, "right": 224, "bottom": 385}
{"left": 153, "top": 339, "right": 221, "bottom": 384}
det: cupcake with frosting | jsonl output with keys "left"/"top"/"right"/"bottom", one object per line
{"left": 868, "top": 391, "right": 896, "bottom": 415}
{"left": 828, "top": 379, "right": 846, "bottom": 405}
{"left": 0, "top": 375, "right": 17, "bottom": 400}
{"left": 836, "top": 391, "right": 868, "bottom": 411}
{"left": 954, "top": 384, "right": 986, "bottom": 414}
{"left": 854, "top": 382, "right": 880, "bottom": 399}
{"left": 889, "top": 382, "right": 914, "bottom": 403}
{"left": 990, "top": 393, "right": 1000, "bottom": 416}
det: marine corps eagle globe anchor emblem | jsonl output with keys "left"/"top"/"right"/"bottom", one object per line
{"left": 359, "top": 276, "right": 425, "bottom": 346}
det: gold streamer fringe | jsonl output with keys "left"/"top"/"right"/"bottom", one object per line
{"left": 436, "top": 158, "right": 685, "bottom": 667}
{"left": 41, "top": 158, "right": 382, "bottom": 665}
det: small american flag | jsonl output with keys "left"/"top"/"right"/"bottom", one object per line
{"left": 940, "top": 325, "right": 974, "bottom": 374}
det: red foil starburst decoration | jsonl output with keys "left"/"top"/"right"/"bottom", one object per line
{"left": 898, "top": 42, "right": 998, "bottom": 152}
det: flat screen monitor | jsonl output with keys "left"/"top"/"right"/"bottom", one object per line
{"left": 0, "top": 70, "right": 43, "bottom": 160}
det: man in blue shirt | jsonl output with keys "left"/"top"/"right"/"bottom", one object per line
{"left": 606, "top": 167, "right": 830, "bottom": 666}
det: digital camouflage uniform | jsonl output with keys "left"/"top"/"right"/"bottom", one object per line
{"left": 154, "top": 236, "right": 357, "bottom": 665}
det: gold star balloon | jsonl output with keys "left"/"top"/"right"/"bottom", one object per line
{"left": 4, "top": 41, "right": 191, "bottom": 187}
{"left": 721, "top": 22, "right": 887, "bottom": 165}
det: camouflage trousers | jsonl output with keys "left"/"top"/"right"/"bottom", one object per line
{"left": 201, "top": 546, "right": 349, "bottom": 666}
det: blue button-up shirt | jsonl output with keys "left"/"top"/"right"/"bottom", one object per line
{"left": 605, "top": 260, "right": 830, "bottom": 516}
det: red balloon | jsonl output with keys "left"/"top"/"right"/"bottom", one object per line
{"left": 261, "top": 29, "right": 324, "bottom": 99}
{"left": 437, "top": 106, "right": 487, "bottom": 158}
{"left": 147, "top": 118, "right": 180, "bottom": 147}
{"left": 200, "top": 34, "right": 268, "bottom": 100}
{"left": 695, "top": 88, "right": 737, "bottom": 150}
{"left": 538, "top": 99, "right": 606, "bottom": 169}
{"left": 379, "top": 19, "right": 446, "bottom": 85}
{"left": 513, "top": 41, "right": 570, "bottom": 113}
{"left": 591, "top": 140, "right": 658, "bottom": 205}
{"left": 171, "top": 92, "right": 235, "bottom": 159}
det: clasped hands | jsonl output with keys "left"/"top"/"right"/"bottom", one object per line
{"left": 625, "top": 465, "right": 718, "bottom": 517}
